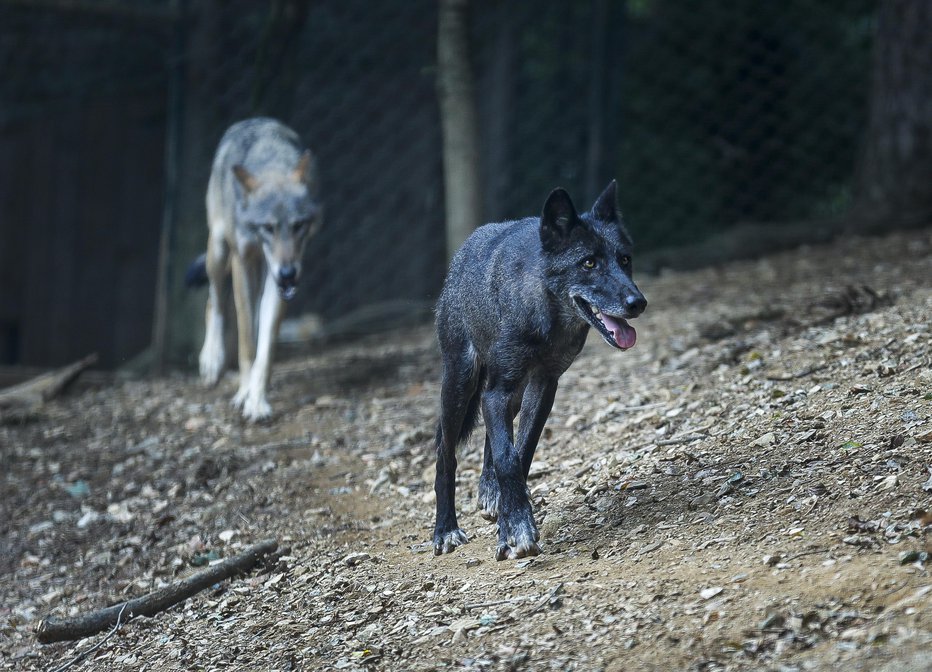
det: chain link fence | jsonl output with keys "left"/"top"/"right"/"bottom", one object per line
{"left": 0, "top": 0, "right": 880, "bottom": 368}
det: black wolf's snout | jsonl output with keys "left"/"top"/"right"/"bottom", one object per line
{"left": 625, "top": 294, "right": 647, "bottom": 318}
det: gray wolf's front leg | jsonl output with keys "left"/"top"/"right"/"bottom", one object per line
{"left": 230, "top": 254, "right": 256, "bottom": 412}
{"left": 239, "top": 271, "right": 284, "bottom": 422}
{"left": 199, "top": 230, "right": 230, "bottom": 386}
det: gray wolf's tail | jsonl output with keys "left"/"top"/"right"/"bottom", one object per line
{"left": 185, "top": 253, "right": 208, "bottom": 288}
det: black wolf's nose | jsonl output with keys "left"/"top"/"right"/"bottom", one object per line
{"left": 278, "top": 265, "right": 297, "bottom": 283}
{"left": 625, "top": 295, "right": 647, "bottom": 317}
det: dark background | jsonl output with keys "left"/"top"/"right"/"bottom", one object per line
{"left": 0, "top": 0, "right": 928, "bottom": 369}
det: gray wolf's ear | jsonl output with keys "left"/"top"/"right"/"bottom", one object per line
{"left": 232, "top": 165, "right": 260, "bottom": 194}
{"left": 590, "top": 179, "right": 618, "bottom": 222}
{"left": 292, "top": 150, "right": 314, "bottom": 184}
{"left": 540, "top": 188, "right": 579, "bottom": 251}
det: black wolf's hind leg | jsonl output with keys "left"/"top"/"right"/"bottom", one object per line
{"left": 433, "top": 347, "right": 480, "bottom": 555}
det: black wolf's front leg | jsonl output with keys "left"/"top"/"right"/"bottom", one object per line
{"left": 516, "top": 375, "right": 559, "bottom": 479}
{"left": 477, "top": 386, "right": 527, "bottom": 522}
{"left": 482, "top": 387, "right": 539, "bottom": 560}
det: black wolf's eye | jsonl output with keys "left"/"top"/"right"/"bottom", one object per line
{"left": 581, "top": 257, "right": 597, "bottom": 270}
{"left": 620, "top": 255, "right": 631, "bottom": 266}
{"left": 260, "top": 223, "right": 275, "bottom": 236}
{"left": 293, "top": 220, "right": 307, "bottom": 234}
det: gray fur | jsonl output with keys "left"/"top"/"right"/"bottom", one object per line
{"left": 197, "top": 118, "right": 321, "bottom": 422}
{"left": 207, "top": 117, "right": 320, "bottom": 286}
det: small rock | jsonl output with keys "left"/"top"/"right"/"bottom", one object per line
{"left": 565, "top": 414, "right": 584, "bottom": 429}
{"left": 343, "top": 552, "right": 371, "bottom": 567}
{"left": 65, "top": 480, "right": 90, "bottom": 499}
{"left": 77, "top": 510, "right": 101, "bottom": 528}
{"left": 28, "top": 521, "right": 53, "bottom": 536}
{"left": 184, "top": 416, "right": 207, "bottom": 431}
{"left": 898, "top": 550, "right": 929, "bottom": 565}
{"left": 760, "top": 611, "right": 785, "bottom": 629}
{"left": 750, "top": 432, "right": 775, "bottom": 448}
{"left": 639, "top": 540, "right": 663, "bottom": 556}
{"left": 690, "top": 493, "right": 716, "bottom": 509}
{"left": 700, "top": 586, "right": 723, "bottom": 600}
{"left": 879, "top": 473, "right": 898, "bottom": 490}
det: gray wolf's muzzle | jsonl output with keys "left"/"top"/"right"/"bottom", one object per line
{"left": 277, "top": 265, "right": 298, "bottom": 301}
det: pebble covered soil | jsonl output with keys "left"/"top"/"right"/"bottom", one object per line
{"left": 2, "top": 227, "right": 931, "bottom": 671}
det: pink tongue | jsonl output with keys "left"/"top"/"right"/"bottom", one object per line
{"left": 600, "top": 314, "right": 637, "bottom": 349}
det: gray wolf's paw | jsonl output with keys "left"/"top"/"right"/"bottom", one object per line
{"left": 230, "top": 385, "right": 248, "bottom": 410}
{"left": 495, "top": 515, "right": 540, "bottom": 561}
{"left": 477, "top": 476, "right": 500, "bottom": 522}
{"left": 234, "top": 388, "right": 272, "bottom": 423}
{"left": 433, "top": 528, "right": 468, "bottom": 555}
{"left": 198, "top": 340, "right": 225, "bottom": 387}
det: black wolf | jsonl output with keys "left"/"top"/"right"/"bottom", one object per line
{"left": 432, "top": 181, "right": 646, "bottom": 560}
{"left": 190, "top": 118, "right": 321, "bottom": 422}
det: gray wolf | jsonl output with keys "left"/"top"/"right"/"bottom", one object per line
{"left": 432, "top": 181, "right": 646, "bottom": 560}
{"left": 189, "top": 118, "right": 321, "bottom": 421}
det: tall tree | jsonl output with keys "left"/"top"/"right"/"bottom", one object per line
{"left": 437, "top": 0, "right": 481, "bottom": 262}
{"left": 857, "top": 0, "right": 932, "bottom": 223}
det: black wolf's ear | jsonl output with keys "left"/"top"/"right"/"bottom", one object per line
{"left": 590, "top": 180, "right": 619, "bottom": 222}
{"left": 292, "top": 150, "right": 314, "bottom": 184}
{"left": 540, "top": 188, "right": 579, "bottom": 251}
{"left": 232, "top": 165, "right": 260, "bottom": 194}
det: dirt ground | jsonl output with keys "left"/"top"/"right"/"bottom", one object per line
{"left": 2, "top": 227, "right": 931, "bottom": 672}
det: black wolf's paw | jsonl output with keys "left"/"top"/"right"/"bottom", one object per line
{"left": 477, "top": 476, "right": 500, "bottom": 522}
{"left": 495, "top": 514, "right": 541, "bottom": 561}
{"left": 433, "top": 528, "right": 468, "bottom": 556}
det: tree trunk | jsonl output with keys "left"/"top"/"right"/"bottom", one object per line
{"left": 159, "top": 0, "right": 230, "bottom": 366}
{"left": 437, "top": 0, "right": 481, "bottom": 262}
{"left": 482, "top": 0, "right": 515, "bottom": 223}
{"left": 584, "top": 0, "right": 609, "bottom": 205}
{"left": 857, "top": 0, "right": 932, "bottom": 224}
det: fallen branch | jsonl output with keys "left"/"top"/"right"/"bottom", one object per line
{"left": 49, "top": 604, "right": 127, "bottom": 672}
{"left": 0, "top": 354, "right": 98, "bottom": 411}
{"left": 36, "top": 539, "right": 278, "bottom": 644}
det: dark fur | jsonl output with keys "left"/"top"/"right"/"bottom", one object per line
{"left": 432, "top": 181, "right": 647, "bottom": 560}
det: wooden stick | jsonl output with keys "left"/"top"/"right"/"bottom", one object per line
{"left": 0, "top": 353, "right": 98, "bottom": 410}
{"left": 49, "top": 604, "right": 127, "bottom": 672}
{"left": 36, "top": 539, "right": 277, "bottom": 644}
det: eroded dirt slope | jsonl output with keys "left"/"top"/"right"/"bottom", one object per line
{"left": 2, "top": 228, "right": 931, "bottom": 671}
